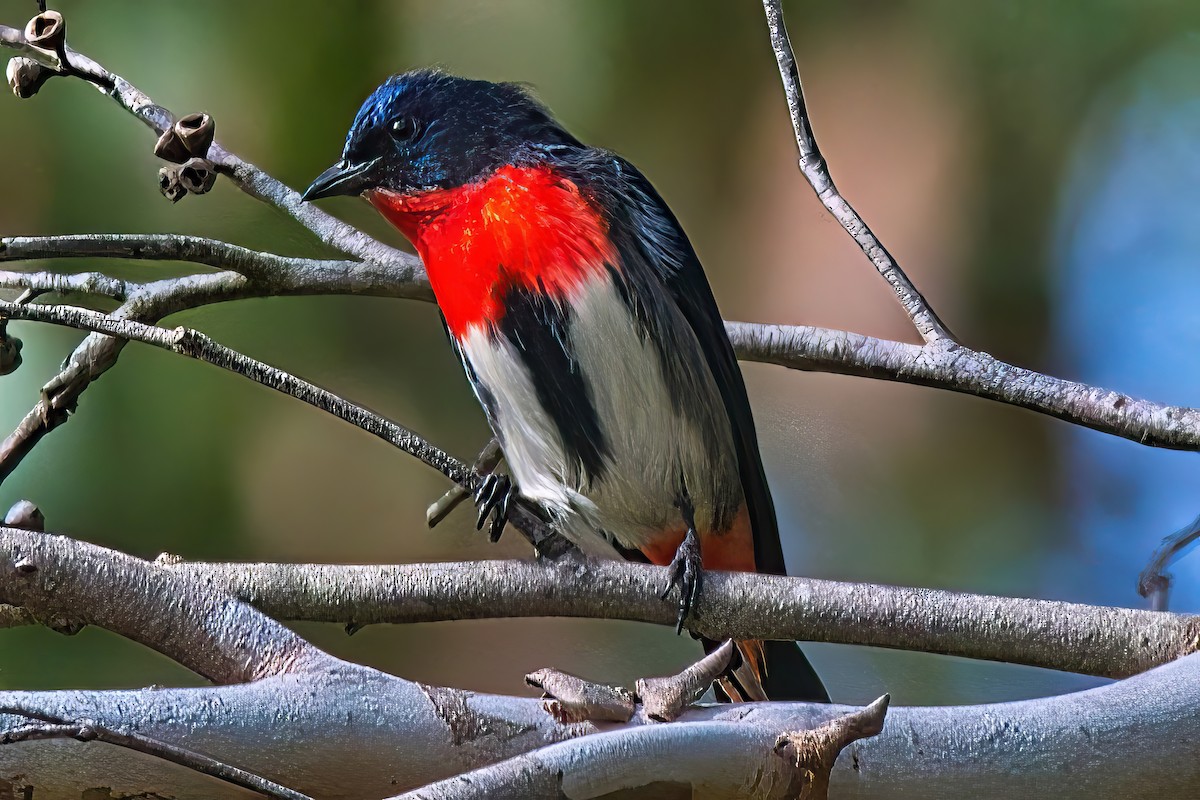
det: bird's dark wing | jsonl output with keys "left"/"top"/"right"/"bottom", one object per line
{"left": 572, "top": 152, "right": 787, "bottom": 577}
{"left": 568, "top": 151, "right": 828, "bottom": 703}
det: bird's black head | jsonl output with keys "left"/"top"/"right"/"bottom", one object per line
{"left": 302, "top": 69, "right": 581, "bottom": 202}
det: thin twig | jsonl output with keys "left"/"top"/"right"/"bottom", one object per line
{"left": 1139, "top": 513, "right": 1200, "bottom": 611}
{"left": 0, "top": 23, "right": 411, "bottom": 267}
{"left": 0, "top": 299, "right": 564, "bottom": 551}
{"left": 428, "top": 438, "right": 503, "bottom": 527}
{"left": 760, "top": 0, "right": 953, "bottom": 344}
{"left": 728, "top": 322, "right": 1200, "bottom": 451}
{"left": 0, "top": 268, "right": 127, "bottom": 300}
{"left": 0, "top": 236, "right": 429, "bottom": 485}
{"left": 0, "top": 707, "right": 312, "bottom": 800}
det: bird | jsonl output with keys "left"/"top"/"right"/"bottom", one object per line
{"left": 303, "top": 69, "right": 827, "bottom": 703}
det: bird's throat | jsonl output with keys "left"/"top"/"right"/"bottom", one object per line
{"left": 369, "top": 165, "right": 617, "bottom": 337}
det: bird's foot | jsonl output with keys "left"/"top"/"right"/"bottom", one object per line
{"left": 474, "top": 472, "right": 513, "bottom": 543}
{"left": 660, "top": 526, "right": 702, "bottom": 635}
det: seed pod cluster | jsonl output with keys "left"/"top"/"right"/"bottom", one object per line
{"left": 154, "top": 113, "right": 218, "bottom": 198}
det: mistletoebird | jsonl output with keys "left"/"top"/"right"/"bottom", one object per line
{"left": 303, "top": 70, "right": 827, "bottom": 702}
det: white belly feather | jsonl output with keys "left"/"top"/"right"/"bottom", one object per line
{"left": 458, "top": 273, "right": 740, "bottom": 555}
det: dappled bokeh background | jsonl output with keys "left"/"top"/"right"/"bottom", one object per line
{"left": 2, "top": 0, "right": 1199, "bottom": 706}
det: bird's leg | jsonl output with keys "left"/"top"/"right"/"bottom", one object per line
{"left": 474, "top": 472, "right": 514, "bottom": 542}
{"left": 661, "top": 494, "right": 703, "bottom": 635}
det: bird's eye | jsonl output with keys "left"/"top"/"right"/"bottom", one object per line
{"left": 390, "top": 117, "right": 420, "bottom": 142}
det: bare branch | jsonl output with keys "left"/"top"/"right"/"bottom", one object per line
{"left": 0, "top": 525, "right": 328, "bottom": 684}
{"left": 0, "top": 268, "right": 128, "bottom": 300}
{"left": 728, "top": 322, "right": 1200, "bottom": 451}
{"left": 6, "top": 655, "right": 1199, "bottom": 799}
{"left": 0, "top": 707, "right": 312, "bottom": 800}
{"left": 0, "top": 552, "right": 1181, "bottom": 679}
{"left": 0, "top": 241, "right": 429, "bottom": 485}
{"left": 0, "top": 22, "right": 413, "bottom": 268}
{"left": 0, "top": 233, "right": 428, "bottom": 299}
{"left": 0, "top": 520, "right": 1196, "bottom": 797}
{"left": 0, "top": 299, "right": 563, "bottom": 551}
{"left": 394, "top": 696, "right": 888, "bottom": 800}
{"left": 760, "top": 0, "right": 952, "bottom": 344}
{"left": 1139, "top": 513, "right": 1200, "bottom": 610}
{"left": 525, "top": 669, "right": 635, "bottom": 724}
{"left": 428, "top": 438, "right": 503, "bottom": 528}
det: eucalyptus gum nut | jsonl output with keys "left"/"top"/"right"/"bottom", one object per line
{"left": 24, "top": 11, "right": 65, "bottom": 52}
{"left": 175, "top": 112, "right": 215, "bottom": 157}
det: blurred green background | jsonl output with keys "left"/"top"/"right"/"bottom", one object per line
{"left": 2, "top": 0, "right": 1199, "bottom": 707}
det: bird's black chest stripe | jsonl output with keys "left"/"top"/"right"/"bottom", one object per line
{"left": 493, "top": 283, "right": 610, "bottom": 482}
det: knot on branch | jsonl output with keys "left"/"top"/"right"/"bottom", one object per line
{"left": 527, "top": 641, "right": 737, "bottom": 725}
{"left": 526, "top": 668, "right": 635, "bottom": 724}
{"left": 4, "top": 500, "right": 44, "bottom": 532}
{"left": 773, "top": 694, "right": 889, "bottom": 799}
{"left": 6, "top": 56, "right": 51, "bottom": 98}
{"left": 0, "top": 328, "right": 22, "bottom": 375}
{"left": 636, "top": 639, "right": 734, "bottom": 722}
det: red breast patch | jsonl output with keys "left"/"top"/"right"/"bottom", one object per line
{"left": 369, "top": 164, "right": 618, "bottom": 337}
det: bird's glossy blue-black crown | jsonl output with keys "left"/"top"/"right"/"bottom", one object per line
{"left": 338, "top": 69, "right": 581, "bottom": 194}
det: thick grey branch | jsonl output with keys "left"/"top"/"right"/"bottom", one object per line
{"left": 760, "top": 0, "right": 952, "bottom": 343}
{"left": 0, "top": 553, "right": 1181, "bottom": 680}
{"left": 7, "top": 656, "right": 1199, "bottom": 799}
{"left": 0, "top": 522, "right": 1195, "bottom": 797}
{"left": 0, "top": 525, "right": 327, "bottom": 684}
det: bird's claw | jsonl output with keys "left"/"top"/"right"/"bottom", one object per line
{"left": 474, "top": 473, "right": 513, "bottom": 543}
{"left": 660, "top": 527, "right": 702, "bottom": 635}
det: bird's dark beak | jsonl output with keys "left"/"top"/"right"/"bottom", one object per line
{"left": 301, "top": 157, "right": 382, "bottom": 202}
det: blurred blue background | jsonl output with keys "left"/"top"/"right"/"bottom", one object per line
{"left": 2, "top": 0, "right": 1199, "bottom": 707}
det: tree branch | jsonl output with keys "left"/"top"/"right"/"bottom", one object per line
{"left": 0, "top": 268, "right": 128, "bottom": 300}
{"left": 760, "top": 0, "right": 953, "bottom": 344}
{"left": 0, "top": 22, "right": 413, "bottom": 268}
{"left": 0, "top": 708, "right": 312, "bottom": 800}
{"left": 728, "top": 322, "right": 1200, "bottom": 450}
{"left": 0, "top": 541, "right": 1187, "bottom": 680}
{"left": 0, "top": 300, "right": 563, "bottom": 551}
{"left": 395, "top": 696, "right": 889, "bottom": 800}
{"left": 0, "top": 522, "right": 1197, "bottom": 797}
{"left": 0, "top": 525, "right": 327, "bottom": 684}
{"left": 0, "top": 235, "right": 430, "bottom": 485}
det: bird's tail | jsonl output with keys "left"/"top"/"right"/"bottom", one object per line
{"left": 711, "top": 638, "right": 829, "bottom": 703}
